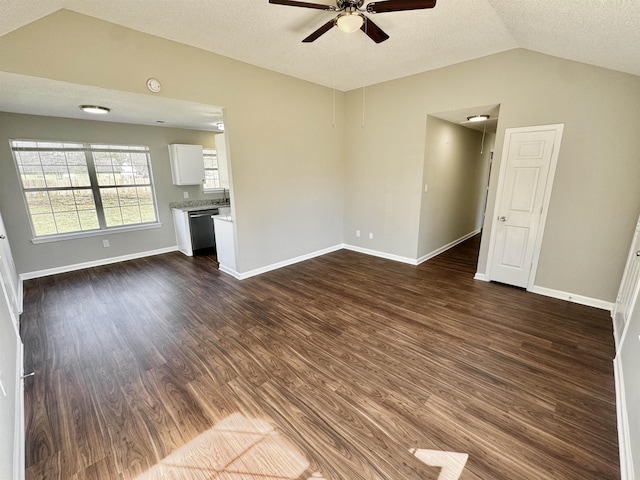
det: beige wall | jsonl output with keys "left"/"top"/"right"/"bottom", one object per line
{"left": 417, "top": 116, "right": 492, "bottom": 258}
{"left": 0, "top": 112, "right": 219, "bottom": 273}
{"left": 344, "top": 49, "right": 640, "bottom": 302}
{"left": 2, "top": 10, "right": 640, "bottom": 302}
{"left": 0, "top": 10, "right": 345, "bottom": 274}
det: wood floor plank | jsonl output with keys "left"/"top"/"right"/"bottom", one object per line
{"left": 20, "top": 236, "right": 620, "bottom": 479}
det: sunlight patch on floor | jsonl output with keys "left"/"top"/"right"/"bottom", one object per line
{"left": 411, "top": 448, "right": 469, "bottom": 480}
{"left": 136, "top": 413, "right": 324, "bottom": 479}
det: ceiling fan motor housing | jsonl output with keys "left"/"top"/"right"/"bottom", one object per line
{"left": 337, "top": 0, "right": 365, "bottom": 9}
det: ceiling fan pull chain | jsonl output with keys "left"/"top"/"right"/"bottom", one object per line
{"left": 361, "top": 19, "right": 368, "bottom": 128}
{"left": 332, "top": 27, "right": 337, "bottom": 128}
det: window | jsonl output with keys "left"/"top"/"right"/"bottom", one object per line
{"left": 10, "top": 140, "right": 159, "bottom": 239}
{"left": 203, "top": 148, "right": 221, "bottom": 192}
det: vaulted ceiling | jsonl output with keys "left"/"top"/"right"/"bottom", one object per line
{"left": 1, "top": 0, "right": 639, "bottom": 92}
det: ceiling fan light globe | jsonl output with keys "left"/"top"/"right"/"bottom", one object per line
{"left": 337, "top": 13, "right": 364, "bottom": 33}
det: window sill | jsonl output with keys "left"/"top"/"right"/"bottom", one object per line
{"left": 31, "top": 222, "right": 163, "bottom": 244}
{"left": 202, "top": 187, "right": 227, "bottom": 195}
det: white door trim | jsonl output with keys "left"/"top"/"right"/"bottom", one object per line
{"left": 486, "top": 124, "right": 564, "bottom": 289}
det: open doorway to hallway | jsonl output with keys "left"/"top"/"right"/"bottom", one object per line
{"left": 416, "top": 104, "right": 500, "bottom": 265}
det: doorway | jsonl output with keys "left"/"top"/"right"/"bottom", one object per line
{"left": 417, "top": 104, "right": 499, "bottom": 263}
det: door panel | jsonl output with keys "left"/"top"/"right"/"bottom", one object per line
{"left": 500, "top": 226, "right": 529, "bottom": 268}
{"left": 489, "top": 127, "right": 560, "bottom": 288}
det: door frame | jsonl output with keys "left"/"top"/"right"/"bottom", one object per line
{"left": 485, "top": 123, "right": 564, "bottom": 290}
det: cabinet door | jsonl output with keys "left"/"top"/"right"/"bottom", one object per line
{"left": 169, "top": 144, "right": 204, "bottom": 185}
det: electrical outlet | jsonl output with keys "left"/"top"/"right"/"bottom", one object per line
{"left": 356, "top": 230, "right": 361, "bottom": 238}
{"left": 369, "top": 232, "right": 373, "bottom": 239}
{"left": 183, "top": 191, "right": 189, "bottom": 199}
{"left": 103, "top": 239, "right": 110, "bottom": 248}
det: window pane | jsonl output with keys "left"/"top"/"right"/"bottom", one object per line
{"left": 121, "top": 206, "right": 142, "bottom": 225}
{"left": 54, "top": 211, "right": 81, "bottom": 233}
{"left": 133, "top": 165, "right": 150, "bottom": 184}
{"left": 43, "top": 165, "right": 72, "bottom": 188}
{"left": 204, "top": 170, "right": 220, "bottom": 189}
{"left": 49, "top": 190, "right": 78, "bottom": 213}
{"left": 78, "top": 210, "right": 99, "bottom": 231}
{"left": 130, "top": 153, "right": 148, "bottom": 165}
{"left": 73, "top": 189, "right": 96, "bottom": 211}
{"left": 39, "top": 150, "right": 67, "bottom": 166}
{"left": 137, "top": 186, "right": 153, "bottom": 205}
{"left": 16, "top": 151, "right": 41, "bottom": 165}
{"left": 100, "top": 188, "right": 120, "bottom": 208}
{"left": 140, "top": 205, "right": 156, "bottom": 223}
{"left": 69, "top": 166, "right": 91, "bottom": 187}
{"left": 117, "top": 187, "right": 139, "bottom": 206}
{"left": 203, "top": 156, "right": 218, "bottom": 169}
{"left": 25, "top": 192, "right": 52, "bottom": 215}
{"left": 20, "top": 166, "right": 46, "bottom": 188}
{"left": 31, "top": 214, "right": 57, "bottom": 236}
{"left": 104, "top": 207, "right": 123, "bottom": 227}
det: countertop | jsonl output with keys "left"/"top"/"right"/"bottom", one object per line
{"left": 170, "top": 200, "right": 230, "bottom": 212}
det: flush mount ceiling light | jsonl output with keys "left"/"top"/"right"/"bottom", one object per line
{"left": 79, "top": 105, "right": 111, "bottom": 115}
{"left": 467, "top": 114, "right": 490, "bottom": 122}
{"left": 337, "top": 12, "right": 364, "bottom": 33}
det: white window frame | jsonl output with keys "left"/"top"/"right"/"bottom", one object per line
{"left": 10, "top": 139, "right": 162, "bottom": 243}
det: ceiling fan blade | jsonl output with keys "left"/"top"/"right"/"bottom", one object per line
{"left": 366, "top": 0, "right": 436, "bottom": 14}
{"left": 302, "top": 19, "right": 336, "bottom": 42}
{"left": 269, "top": 0, "right": 336, "bottom": 11}
{"left": 361, "top": 16, "right": 389, "bottom": 43}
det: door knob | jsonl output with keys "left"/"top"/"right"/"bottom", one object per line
{"left": 0, "top": 234, "right": 5, "bottom": 239}
{"left": 498, "top": 216, "right": 507, "bottom": 222}
{"left": 636, "top": 251, "right": 640, "bottom": 257}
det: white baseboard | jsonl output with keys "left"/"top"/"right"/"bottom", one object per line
{"left": 342, "top": 244, "right": 417, "bottom": 265}
{"left": 474, "top": 272, "right": 489, "bottom": 282}
{"left": 232, "top": 244, "right": 344, "bottom": 280}
{"left": 416, "top": 229, "right": 481, "bottom": 265}
{"left": 218, "top": 264, "right": 241, "bottom": 279}
{"left": 527, "top": 285, "right": 613, "bottom": 311}
{"left": 614, "top": 355, "right": 635, "bottom": 480}
{"left": 20, "top": 246, "right": 179, "bottom": 281}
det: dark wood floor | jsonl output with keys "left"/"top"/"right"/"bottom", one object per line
{"left": 20, "top": 235, "right": 620, "bottom": 479}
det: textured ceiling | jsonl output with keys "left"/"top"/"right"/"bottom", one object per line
{"left": 1, "top": 0, "right": 639, "bottom": 92}
{"left": 0, "top": 73, "right": 225, "bottom": 131}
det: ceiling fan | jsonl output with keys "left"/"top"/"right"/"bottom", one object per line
{"left": 269, "top": 0, "right": 437, "bottom": 44}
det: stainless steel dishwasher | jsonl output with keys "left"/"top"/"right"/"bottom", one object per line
{"left": 188, "top": 208, "right": 219, "bottom": 252}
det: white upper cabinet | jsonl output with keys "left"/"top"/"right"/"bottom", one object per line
{"left": 168, "top": 144, "right": 205, "bottom": 185}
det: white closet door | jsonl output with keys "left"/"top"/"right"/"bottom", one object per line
{"left": 0, "top": 209, "right": 19, "bottom": 327}
{"left": 613, "top": 214, "right": 640, "bottom": 348}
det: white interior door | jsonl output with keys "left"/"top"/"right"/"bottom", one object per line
{"left": 0, "top": 209, "right": 20, "bottom": 326}
{"left": 613, "top": 214, "right": 640, "bottom": 347}
{"left": 488, "top": 125, "right": 563, "bottom": 288}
